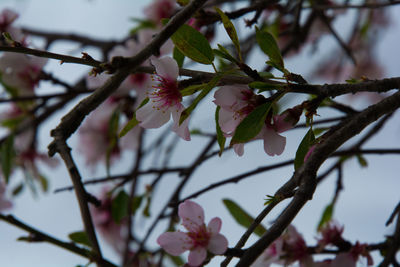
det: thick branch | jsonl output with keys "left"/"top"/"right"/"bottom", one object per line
{"left": 236, "top": 91, "right": 400, "bottom": 266}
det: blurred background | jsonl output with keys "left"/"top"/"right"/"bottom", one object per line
{"left": 0, "top": 0, "right": 399, "bottom": 266}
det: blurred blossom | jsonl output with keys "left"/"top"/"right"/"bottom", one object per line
{"left": 157, "top": 200, "right": 228, "bottom": 266}
{"left": 78, "top": 100, "right": 140, "bottom": 167}
{"left": 0, "top": 8, "right": 26, "bottom": 44}
{"left": 91, "top": 188, "right": 127, "bottom": 254}
{"left": 0, "top": 181, "right": 12, "bottom": 211}
{"left": 144, "top": 0, "right": 177, "bottom": 26}
{"left": 252, "top": 225, "right": 312, "bottom": 267}
{"left": 0, "top": 53, "right": 47, "bottom": 96}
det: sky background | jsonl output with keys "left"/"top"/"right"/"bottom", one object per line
{"left": 0, "top": 0, "right": 399, "bottom": 266}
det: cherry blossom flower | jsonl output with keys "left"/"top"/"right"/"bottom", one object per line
{"left": 312, "top": 242, "right": 373, "bottom": 267}
{"left": 78, "top": 100, "right": 141, "bottom": 167}
{"left": 136, "top": 57, "right": 190, "bottom": 141}
{"left": 90, "top": 188, "right": 127, "bottom": 254}
{"left": 87, "top": 40, "right": 150, "bottom": 101}
{"left": 0, "top": 8, "right": 26, "bottom": 44}
{"left": 144, "top": 0, "right": 177, "bottom": 26}
{"left": 0, "top": 53, "right": 47, "bottom": 96}
{"left": 0, "top": 181, "right": 12, "bottom": 211}
{"left": 157, "top": 200, "right": 228, "bottom": 266}
{"left": 252, "top": 225, "right": 312, "bottom": 267}
{"left": 213, "top": 86, "right": 301, "bottom": 156}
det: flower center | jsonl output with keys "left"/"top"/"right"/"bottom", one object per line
{"left": 187, "top": 225, "right": 210, "bottom": 249}
{"left": 149, "top": 74, "right": 181, "bottom": 111}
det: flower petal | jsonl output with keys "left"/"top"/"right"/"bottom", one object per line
{"left": 136, "top": 101, "right": 170, "bottom": 129}
{"left": 262, "top": 127, "right": 286, "bottom": 156}
{"left": 188, "top": 247, "right": 207, "bottom": 267}
{"left": 218, "top": 108, "right": 241, "bottom": 134}
{"left": 233, "top": 143, "right": 244, "bottom": 156}
{"left": 157, "top": 231, "right": 191, "bottom": 256}
{"left": 207, "top": 217, "right": 221, "bottom": 234}
{"left": 208, "top": 233, "right": 228, "bottom": 255}
{"left": 213, "top": 85, "right": 248, "bottom": 108}
{"left": 151, "top": 56, "right": 178, "bottom": 80}
{"left": 171, "top": 104, "right": 191, "bottom": 141}
{"left": 178, "top": 200, "right": 205, "bottom": 232}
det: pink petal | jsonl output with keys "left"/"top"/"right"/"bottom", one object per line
{"left": 218, "top": 108, "right": 241, "bottom": 134}
{"left": 331, "top": 253, "right": 357, "bottom": 267}
{"left": 273, "top": 114, "right": 293, "bottom": 133}
{"left": 207, "top": 217, "right": 222, "bottom": 234}
{"left": 208, "top": 233, "right": 228, "bottom": 255}
{"left": 188, "top": 247, "right": 207, "bottom": 267}
{"left": 178, "top": 200, "right": 205, "bottom": 232}
{"left": 151, "top": 57, "right": 178, "bottom": 80}
{"left": 233, "top": 143, "right": 244, "bottom": 156}
{"left": 171, "top": 104, "right": 191, "bottom": 141}
{"left": 136, "top": 101, "right": 171, "bottom": 128}
{"left": 262, "top": 128, "right": 286, "bottom": 156}
{"left": 157, "top": 231, "right": 191, "bottom": 256}
{"left": 214, "top": 86, "right": 244, "bottom": 108}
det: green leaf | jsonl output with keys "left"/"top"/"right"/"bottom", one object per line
{"left": 166, "top": 254, "right": 185, "bottom": 266}
{"left": 356, "top": 154, "right": 368, "bottom": 167}
{"left": 180, "top": 84, "right": 205, "bottom": 97}
{"left": 142, "top": 194, "right": 151, "bottom": 217}
{"left": 132, "top": 195, "right": 143, "bottom": 215}
{"left": 1, "top": 135, "right": 15, "bottom": 183}
{"left": 111, "top": 190, "right": 130, "bottom": 223}
{"left": 106, "top": 110, "right": 120, "bottom": 175}
{"left": 213, "top": 44, "right": 239, "bottom": 64}
{"left": 256, "top": 27, "right": 284, "bottom": 71}
{"left": 173, "top": 46, "right": 185, "bottom": 68}
{"left": 176, "top": 0, "right": 189, "bottom": 5}
{"left": 264, "top": 194, "right": 278, "bottom": 205}
{"left": 313, "top": 127, "right": 328, "bottom": 137}
{"left": 222, "top": 199, "right": 266, "bottom": 237}
{"left": 68, "top": 231, "right": 92, "bottom": 248}
{"left": 215, "top": 106, "right": 226, "bottom": 156}
{"left": 259, "top": 72, "right": 275, "bottom": 79}
{"left": 12, "top": 183, "right": 24, "bottom": 196}
{"left": 38, "top": 174, "right": 49, "bottom": 192}
{"left": 231, "top": 102, "right": 271, "bottom": 144}
{"left": 179, "top": 74, "right": 222, "bottom": 125}
{"left": 317, "top": 203, "right": 334, "bottom": 231}
{"left": 119, "top": 113, "right": 140, "bottom": 138}
{"left": 171, "top": 24, "right": 214, "bottom": 65}
{"left": 129, "top": 18, "right": 156, "bottom": 35}
{"left": 294, "top": 128, "right": 315, "bottom": 170}
{"left": 1, "top": 116, "right": 24, "bottom": 129}
{"left": 215, "top": 7, "right": 241, "bottom": 62}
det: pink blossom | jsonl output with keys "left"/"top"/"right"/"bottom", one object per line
{"left": 0, "top": 181, "right": 12, "bottom": 211}
{"left": 317, "top": 221, "right": 345, "bottom": 250}
{"left": 87, "top": 40, "right": 150, "bottom": 102}
{"left": 252, "top": 225, "right": 312, "bottom": 267}
{"left": 0, "top": 9, "right": 26, "bottom": 44}
{"left": 213, "top": 85, "right": 260, "bottom": 134}
{"left": 91, "top": 188, "right": 127, "bottom": 254}
{"left": 78, "top": 100, "right": 140, "bottom": 167}
{"left": 213, "top": 86, "right": 300, "bottom": 156}
{"left": 144, "top": 0, "right": 177, "bottom": 25}
{"left": 312, "top": 243, "right": 373, "bottom": 267}
{"left": 136, "top": 57, "right": 190, "bottom": 141}
{"left": 256, "top": 125, "right": 286, "bottom": 156}
{"left": 0, "top": 53, "right": 47, "bottom": 96}
{"left": 157, "top": 200, "right": 228, "bottom": 266}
